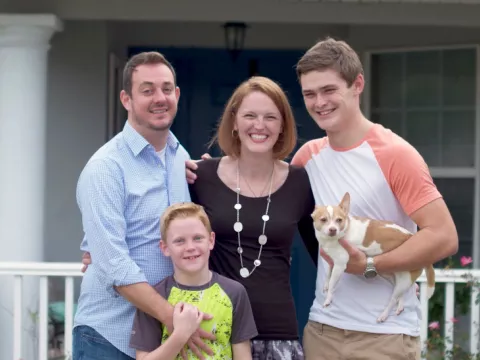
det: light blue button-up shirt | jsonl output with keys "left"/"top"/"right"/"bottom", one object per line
{"left": 74, "top": 121, "right": 190, "bottom": 357}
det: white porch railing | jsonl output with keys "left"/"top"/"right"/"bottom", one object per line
{"left": 417, "top": 269, "right": 480, "bottom": 356}
{"left": 0, "top": 262, "right": 83, "bottom": 360}
{"left": 0, "top": 262, "right": 479, "bottom": 360}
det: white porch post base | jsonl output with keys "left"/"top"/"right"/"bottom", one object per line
{"left": 0, "top": 14, "right": 62, "bottom": 360}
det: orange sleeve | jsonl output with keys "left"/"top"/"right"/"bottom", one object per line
{"left": 291, "top": 139, "right": 327, "bottom": 167}
{"left": 380, "top": 141, "right": 442, "bottom": 216}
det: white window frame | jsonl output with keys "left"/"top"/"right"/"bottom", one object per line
{"left": 363, "top": 44, "right": 480, "bottom": 267}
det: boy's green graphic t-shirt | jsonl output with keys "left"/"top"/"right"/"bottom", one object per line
{"left": 130, "top": 271, "right": 258, "bottom": 359}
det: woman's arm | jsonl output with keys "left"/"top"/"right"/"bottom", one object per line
{"left": 298, "top": 186, "right": 319, "bottom": 267}
{"left": 232, "top": 341, "right": 252, "bottom": 360}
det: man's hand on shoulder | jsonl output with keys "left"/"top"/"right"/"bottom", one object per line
{"left": 81, "top": 252, "right": 91, "bottom": 272}
{"left": 185, "top": 153, "right": 212, "bottom": 184}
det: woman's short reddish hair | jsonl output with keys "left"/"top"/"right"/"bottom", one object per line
{"left": 210, "top": 76, "right": 297, "bottom": 160}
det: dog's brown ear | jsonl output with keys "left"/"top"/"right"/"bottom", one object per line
{"left": 311, "top": 205, "right": 321, "bottom": 218}
{"left": 339, "top": 192, "right": 350, "bottom": 213}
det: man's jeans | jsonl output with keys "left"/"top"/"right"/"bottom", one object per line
{"left": 73, "top": 325, "right": 135, "bottom": 360}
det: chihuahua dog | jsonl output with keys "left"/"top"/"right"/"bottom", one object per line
{"left": 312, "top": 192, "right": 435, "bottom": 323}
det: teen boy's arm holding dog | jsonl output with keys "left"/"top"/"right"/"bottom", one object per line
{"left": 299, "top": 140, "right": 459, "bottom": 274}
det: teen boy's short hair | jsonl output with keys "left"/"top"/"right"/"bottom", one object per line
{"left": 295, "top": 37, "right": 363, "bottom": 87}
{"left": 160, "top": 202, "right": 212, "bottom": 242}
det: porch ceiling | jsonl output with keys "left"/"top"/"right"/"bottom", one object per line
{"left": 3, "top": 0, "right": 480, "bottom": 27}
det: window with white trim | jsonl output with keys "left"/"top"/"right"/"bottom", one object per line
{"left": 369, "top": 47, "right": 478, "bottom": 261}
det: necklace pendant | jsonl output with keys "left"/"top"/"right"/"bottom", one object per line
{"left": 240, "top": 267, "right": 250, "bottom": 278}
{"left": 233, "top": 222, "right": 243, "bottom": 232}
{"left": 258, "top": 235, "right": 267, "bottom": 245}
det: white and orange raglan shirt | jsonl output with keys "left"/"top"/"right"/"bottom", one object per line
{"left": 291, "top": 123, "right": 442, "bottom": 336}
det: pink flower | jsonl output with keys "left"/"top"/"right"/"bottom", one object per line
{"left": 461, "top": 256, "right": 473, "bottom": 267}
{"left": 429, "top": 321, "right": 440, "bottom": 330}
{"left": 451, "top": 317, "right": 458, "bottom": 323}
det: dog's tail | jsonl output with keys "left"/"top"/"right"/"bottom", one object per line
{"left": 425, "top": 265, "right": 436, "bottom": 299}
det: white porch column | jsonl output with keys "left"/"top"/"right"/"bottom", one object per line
{"left": 0, "top": 14, "right": 63, "bottom": 360}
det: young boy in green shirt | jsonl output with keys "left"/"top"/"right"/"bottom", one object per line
{"left": 130, "top": 202, "right": 258, "bottom": 360}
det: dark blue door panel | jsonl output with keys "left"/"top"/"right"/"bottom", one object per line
{"left": 128, "top": 46, "right": 320, "bottom": 338}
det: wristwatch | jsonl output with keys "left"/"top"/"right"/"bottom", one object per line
{"left": 363, "top": 257, "right": 378, "bottom": 279}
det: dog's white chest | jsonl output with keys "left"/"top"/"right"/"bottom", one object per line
{"left": 317, "top": 234, "right": 350, "bottom": 264}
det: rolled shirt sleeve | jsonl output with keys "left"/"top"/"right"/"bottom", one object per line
{"left": 77, "top": 158, "right": 147, "bottom": 297}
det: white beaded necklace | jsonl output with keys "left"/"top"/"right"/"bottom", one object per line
{"left": 234, "top": 160, "right": 275, "bottom": 278}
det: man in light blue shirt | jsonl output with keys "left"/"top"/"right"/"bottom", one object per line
{"left": 73, "top": 52, "right": 214, "bottom": 360}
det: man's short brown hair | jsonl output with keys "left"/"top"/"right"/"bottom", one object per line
{"left": 296, "top": 37, "right": 363, "bottom": 87}
{"left": 123, "top": 51, "right": 177, "bottom": 96}
{"left": 160, "top": 202, "right": 212, "bottom": 242}
{"left": 210, "top": 76, "right": 297, "bottom": 160}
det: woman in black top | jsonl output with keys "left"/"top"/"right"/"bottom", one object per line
{"left": 188, "top": 76, "right": 318, "bottom": 359}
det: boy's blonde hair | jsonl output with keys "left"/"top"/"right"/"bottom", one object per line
{"left": 160, "top": 202, "right": 212, "bottom": 242}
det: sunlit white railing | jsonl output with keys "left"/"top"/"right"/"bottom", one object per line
{"left": 418, "top": 269, "right": 480, "bottom": 357}
{"left": 0, "top": 262, "right": 84, "bottom": 360}
{"left": 0, "top": 263, "right": 479, "bottom": 360}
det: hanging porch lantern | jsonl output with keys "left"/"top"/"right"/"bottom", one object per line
{"left": 223, "top": 22, "right": 247, "bottom": 61}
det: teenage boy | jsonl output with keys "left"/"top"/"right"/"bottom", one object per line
{"left": 130, "top": 202, "right": 258, "bottom": 360}
{"left": 290, "top": 37, "right": 458, "bottom": 360}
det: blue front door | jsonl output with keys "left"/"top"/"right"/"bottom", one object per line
{"left": 129, "top": 46, "right": 323, "bottom": 338}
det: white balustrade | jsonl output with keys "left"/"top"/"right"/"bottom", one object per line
{"left": 0, "top": 262, "right": 479, "bottom": 359}
{"left": 0, "top": 262, "right": 83, "bottom": 360}
{"left": 417, "top": 268, "right": 480, "bottom": 358}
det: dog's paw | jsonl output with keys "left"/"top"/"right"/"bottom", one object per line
{"left": 376, "top": 312, "right": 388, "bottom": 323}
{"left": 395, "top": 298, "right": 405, "bottom": 315}
{"left": 395, "top": 304, "right": 404, "bottom": 315}
{"left": 323, "top": 296, "right": 332, "bottom": 307}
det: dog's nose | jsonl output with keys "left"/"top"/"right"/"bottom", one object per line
{"left": 328, "top": 228, "right": 337, "bottom": 236}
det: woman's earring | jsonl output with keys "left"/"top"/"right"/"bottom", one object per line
{"left": 232, "top": 129, "right": 238, "bottom": 138}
